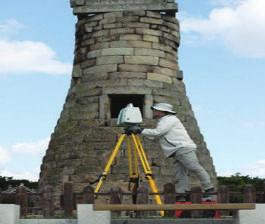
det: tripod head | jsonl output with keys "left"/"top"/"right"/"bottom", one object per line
{"left": 123, "top": 125, "right": 143, "bottom": 135}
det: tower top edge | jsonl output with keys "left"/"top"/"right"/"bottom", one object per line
{"left": 70, "top": 0, "right": 178, "bottom": 15}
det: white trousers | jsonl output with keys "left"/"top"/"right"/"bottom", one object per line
{"left": 172, "top": 151, "right": 213, "bottom": 193}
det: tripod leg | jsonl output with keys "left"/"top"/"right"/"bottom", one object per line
{"left": 131, "top": 134, "right": 164, "bottom": 216}
{"left": 127, "top": 137, "right": 139, "bottom": 178}
{"left": 94, "top": 134, "right": 126, "bottom": 193}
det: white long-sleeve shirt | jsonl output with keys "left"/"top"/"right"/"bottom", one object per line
{"left": 141, "top": 115, "right": 196, "bottom": 157}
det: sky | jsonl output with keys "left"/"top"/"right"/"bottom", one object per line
{"left": 0, "top": 0, "right": 264, "bottom": 181}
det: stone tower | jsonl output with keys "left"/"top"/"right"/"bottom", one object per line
{"left": 39, "top": 0, "right": 217, "bottom": 207}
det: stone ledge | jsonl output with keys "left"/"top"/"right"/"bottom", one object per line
{"left": 147, "top": 72, "right": 172, "bottom": 84}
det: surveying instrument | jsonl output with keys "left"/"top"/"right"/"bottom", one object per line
{"left": 94, "top": 104, "right": 164, "bottom": 216}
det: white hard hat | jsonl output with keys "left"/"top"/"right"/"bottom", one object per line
{"left": 151, "top": 103, "right": 176, "bottom": 114}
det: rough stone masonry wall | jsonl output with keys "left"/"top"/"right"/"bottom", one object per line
{"left": 39, "top": 10, "right": 217, "bottom": 208}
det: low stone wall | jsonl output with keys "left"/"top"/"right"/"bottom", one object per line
{"left": 2, "top": 204, "right": 264, "bottom": 224}
{"left": 0, "top": 204, "right": 109, "bottom": 224}
{"left": 20, "top": 220, "right": 76, "bottom": 224}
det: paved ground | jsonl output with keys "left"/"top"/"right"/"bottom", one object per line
{"left": 112, "top": 218, "right": 234, "bottom": 224}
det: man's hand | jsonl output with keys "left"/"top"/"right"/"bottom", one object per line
{"left": 125, "top": 126, "right": 143, "bottom": 134}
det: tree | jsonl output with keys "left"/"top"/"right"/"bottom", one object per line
{"left": 217, "top": 173, "right": 265, "bottom": 191}
{"left": 0, "top": 176, "right": 38, "bottom": 191}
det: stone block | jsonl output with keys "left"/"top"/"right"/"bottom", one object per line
{"left": 119, "top": 64, "right": 152, "bottom": 73}
{"left": 99, "top": 17, "right": 116, "bottom": 25}
{"left": 125, "top": 10, "right": 146, "bottom": 16}
{"left": 160, "top": 37, "right": 178, "bottom": 49}
{"left": 103, "top": 86, "right": 152, "bottom": 94}
{"left": 84, "top": 21, "right": 98, "bottom": 28}
{"left": 147, "top": 73, "right": 172, "bottom": 83}
{"left": 159, "top": 58, "right": 178, "bottom": 70}
{"left": 152, "top": 42, "right": 173, "bottom": 53}
{"left": 146, "top": 11, "right": 162, "bottom": 19}
{"left": 70, "top": 0, "right": 85, "bottom": 6}
{"left": 0, "top": 204, "right": 20, "bottom": 224}
{"left": 99, "top": 95, "right": 108, "bottom": 119}
{"left": 109, "top": 40, "right": 129, "bottom": 48}
{"left": 140, "top": 17, "right": 163, "bottom": 25}
{"left": 126, "top": 22, "right": 150, "bottom": 28}
{"left": 163, "top": 21, "right": 179, "bottom": 31}
{"left": 80, "top": 59, "right": 96, "bottom": 69}
{"left": 84, "top": 26, "right": 92, "bottom": 33}
{"left": 104, "top": 11, "right": 123, "bottom": 18}
{"left": 88, "top": 14, "right": 104, "bottom": 21}
{"left": 101, "top": 48, "right": 134, "bottom": 56}
{"left": 125, "top": 56, "right": 159, "bottom": 65}
{"left": 127, "top": 79, "right": 163, "bottom": 88}
{"left": 135, "top": 48, "right": 165, "bottom": 57}
{"left": 103, "top": 23, "right": 122, "bottom": 29}
{"left": 71, "top": 111, "right": 99, "bottom": 120}
{"left": 95, "top": 35, "right": 118, "bottom": 43}
{"left": 71, "top": 0, "right": 177, "bottom": 14}
{"left": 153, "top": 66, "right": 177, "bottom": 77}
{"left": 143, "top": 35, "right": 159, "bottom": 43}
{"left": 81, "top": 39, "right": 95, "bottom": 47}
{"left": 76, "top": 86, "right": 102, "bottom": 97}
{"left": 127, "top": 40, "right": 152, "bottom": 48}
{"left": 116, "top": 16, "right": 139, "bottom": 23}
{"left": 120, "top": 34, "right": 142, "bottom": 41}
{"left": 90, "top": 42, "right": 110, "bottom": 50}
{"left": 162, "top": 15, "right": 178, "bottom": 24}
{"left": 135, "top": 28, "right": 162, "bottom": 36}
{"left": 82, "top": 73, "right": 108, "bottom": 82}
{"left": 84, "top": 64, "right": 117, "bottom": 75}
{"left": 72, "top": 64, "right": 82, "bottom": 78}
{"left": 97, "top": 56, "right": 124, "bottom": 65}
{"left": 163, "top": 32, "right": 178, "bottom": 43}
{"left": 153, "top": 87, "right": 178, "bottom": 96}
{"left": 109, "top": 72, "right": 146, "bottom": 79}
{"left": 91, "top": 30, "right": 109, "bottom": 38}
{"left": 165, "top": 52, "right": 177, "bottom": 61}
{"left": 110, "top": 28, "right": 135, "bottom": 35}
{"left": 86, "top": 49, "right": 102, "bottom": 59}
{"left": 126, "top": 79, "right": 146, "bottom": 87}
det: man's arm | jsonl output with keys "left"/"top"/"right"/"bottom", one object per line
{"left": 142, "top": 117, "right": 174, "bottom": 137}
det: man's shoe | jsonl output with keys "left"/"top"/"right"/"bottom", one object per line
{"left": 176, "top": 195, "right": 186, "bottom": 202}
{"left": 203, "top": 188, "right": 216, "bottom": 201}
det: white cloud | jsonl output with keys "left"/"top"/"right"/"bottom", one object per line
{"left": 0, "top": 137, "right": 49, "bottom": 181}
{"left": 0, "top": 40, "right": 72, "bottom": 75}
{"left": 0, "top": 146, "right": 10, "bottom": 165}
{"left": 219, "top": 160, "right": 265, "bottom": 178}
{"left": 211, "top": 0, "right": 244, "bottom": 7}
{"left": 0, "top": 19, "right": 72, "bottom": 75}
{"left": 180, "top": 0, "right": 265, "bottom": 58}
{"left": 242, "top": 160, "right": 265, "bottom": 178}
{"left": 0, "top": 19, "right": 25, "bottom": 38}
{"left": 1, "top": 169, "right": 39, "bottom": 181}
{"left": 11, "top": 138, "right": 49, "bottom": 156}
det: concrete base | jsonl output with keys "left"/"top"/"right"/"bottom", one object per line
{"left": 239, "top": 204, "right": 265, "bottom": 224}
{"left": 0, "top": 204, "right": 20, "bottom": 224}
{"left": 77, "top": 204, "right": 111, "bottom": 224}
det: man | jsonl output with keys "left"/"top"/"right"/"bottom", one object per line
{"left": 132, "top": 103, "right": 214, "bottom": 201}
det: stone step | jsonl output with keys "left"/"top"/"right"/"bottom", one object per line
{"left": 112, "top": 218, "right": 234, "bottom": 224}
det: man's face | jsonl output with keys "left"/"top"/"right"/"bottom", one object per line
{"left": 153, "top": 110, "right": 166, "bottom": 119}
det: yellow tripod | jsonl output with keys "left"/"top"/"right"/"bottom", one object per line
{"left": 94, "top": 132, "right": 164, "bottom": 216}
